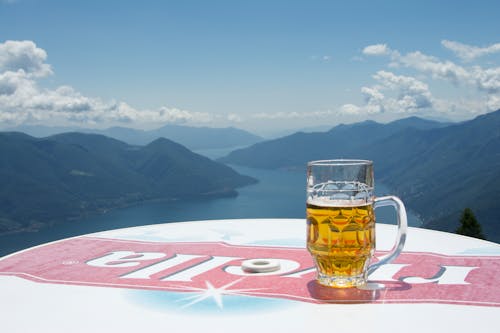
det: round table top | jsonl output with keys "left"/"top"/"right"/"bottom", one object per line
{"left": 1, "top": 218, "right": 499, "bottom": 333}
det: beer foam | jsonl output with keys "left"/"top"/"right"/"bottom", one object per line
{"left": 307, "top": 197, "right": 373, "bottom": 207}
{"left": 307, "top": 181, "right": 373, "bottom": 207}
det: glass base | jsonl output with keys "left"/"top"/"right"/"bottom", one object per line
{"left": 316, "top": 272, "right": 367, "bottom": 288}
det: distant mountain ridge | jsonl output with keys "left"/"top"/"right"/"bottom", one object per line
{"left": 0, "top": 132, "right": 256, "bottom": 234}
{"left": 5, "top": 124, "right": 263, "bottom": 150}
{"left": 219, "top": 112, "right": 500, "bottom": 242}
{"left": 218, "top": 116, "right": 449, "bottom": 169}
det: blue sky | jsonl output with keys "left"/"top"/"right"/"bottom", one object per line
{"left": 1, "top": 0, "right": 499, "bottom": 135}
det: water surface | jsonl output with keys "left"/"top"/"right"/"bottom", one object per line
{"left": 0, "top": 165, "right": 421, "bottom": 256}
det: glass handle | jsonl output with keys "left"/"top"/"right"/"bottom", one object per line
{"left": 368, "top": 196, "right": 408, "bottom": 275}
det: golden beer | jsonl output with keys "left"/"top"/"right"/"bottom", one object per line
{"left": 306, "top": 202, "right": 375, "bottom": 287}
{"left": 306, "top": 160, "right": 407, "bottom": 288}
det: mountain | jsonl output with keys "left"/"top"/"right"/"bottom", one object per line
{"left": 372, "top": 111, "right": 500, "bottom": 242}
{"left": 139, "top": 124, "right": 262, "bottom": 149}
{"left": 7, "top": 124, "right": 263, "bottom": 150}
{"left": 0, "top": 132, "right": 256, "bottom": 234}
{"left": 218, "top": 112, "right": 500, "bottom": 242}
{"left": 218, "top": 117, "right": 448, "bottom": 169}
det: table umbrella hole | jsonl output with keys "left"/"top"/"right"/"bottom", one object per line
{"left": 241, "top": 259, "right": 281, "bottom": 273}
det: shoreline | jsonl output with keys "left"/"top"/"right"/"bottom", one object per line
{"left": 0, "top": 187, "right": 245, "bottom": 237}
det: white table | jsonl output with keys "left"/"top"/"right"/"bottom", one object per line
{"left": 1, "top": 219, "right": 499, "bottom": 332}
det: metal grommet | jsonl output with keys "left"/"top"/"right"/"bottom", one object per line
{"left": 241, "top": 259, "right": 281, "bottom": 273}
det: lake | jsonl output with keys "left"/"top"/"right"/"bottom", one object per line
{"left": 0, "top": 164, "right": 422, "bottom": 256}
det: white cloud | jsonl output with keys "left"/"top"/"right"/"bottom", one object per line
{"left": 339, "top": 104, "right": 361, "bottom": 115}
{"left": 310, "top": 55, "right": 333, "bottom": 62}
{"left": 442, "top": 40, "right": 500, "bottom": 62}
{"left": 363, "top": 44, "right": 390, "bottom": 56}
{"left": 358, "top": 41, "right": 500, "bottom": 115}
{"left": 393, "top": 50, "right": 500, "bottom": 102}
{"left": 374, "top": 70, "right": 432, "bottom": 105}
{"left": 0, "top": 40, "right": 215, "bottom": 128}
{"left": 471, "top": 66, "right": 500, "bottom": 93}
{"left": 0, "top": 70, "right": 34, "bottom": 96}
{"left": 395, "top": 51, "right": 500, "bottom": 98}
{"left": 342, "top": 71, "right": 434, "bottom": 116}
{"left": 227, "top": 113, "right": 243, "bottom": 122}
{"left": 487, "top": 94, "right": 500, "bottom": 110}
{"left": 394, "top": 51, "right": 470, "bottom": 84}
{"left": 251, "top": 109, "right": 338, "bottom": 120}
{"left": 363, "top": 43, "right": 468, "bottom": 85}
{"left": 375, "top": 71, "right": 433, "bottom": 112}
{"left": 360, "top": 86, "right": 385, "bottom": 113}
{"left": 0, "top": 40, "right": 52, "bottom": 77}
{"left": 384, "top": 45, "right": 500, "bottom": 96}
{"left": 252, "top": 111, "right": 301, "bottom": 120}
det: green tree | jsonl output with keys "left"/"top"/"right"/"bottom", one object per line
{"left": 456, "top": 208, "right": 485, "bottom": 240}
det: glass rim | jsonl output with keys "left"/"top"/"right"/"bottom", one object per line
{"left": 307, "top": 159, "right": 373, "bottom": 167}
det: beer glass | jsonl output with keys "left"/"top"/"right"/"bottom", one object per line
{"left": 306, "top": 159, "right": 407, "bottom": 288}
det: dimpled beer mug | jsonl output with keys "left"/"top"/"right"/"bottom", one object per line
{"left": 306, "top": 159, "right": 407, "bottom": 288}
